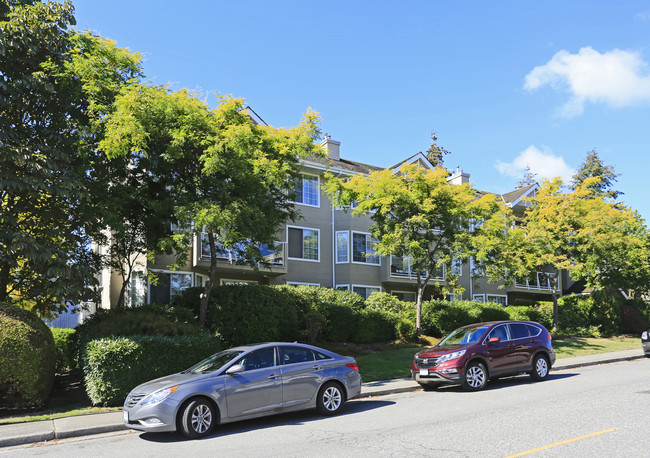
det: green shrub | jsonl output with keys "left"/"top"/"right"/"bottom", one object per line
{"left": 0, "top": 303, "right": 56, "bottom": 409}
{"left": 209, "top": 285, "right": 300, "bottom": 346}
{"left": 365, "top": 292, "right": 412, "bottom": 313}
{"left": 51, "top": 328, "right": 76, "bottom": 371}
{"left": 505, "top": 305, "right": 550, "bottom": 328}
{"left": 323, "top": 303, "right": 359, "bottom": 342}
{"left": 353, "top": 308, "right": 397, "bottom": 343}
{"left": 421, "top": 301, "right": 472, "bottom": 337}
{"left": 82, "top": 334, "right": 221, "bottom": 406}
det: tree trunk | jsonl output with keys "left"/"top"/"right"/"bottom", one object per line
{"left": 0, "top": 264, "right": 9, "bottom": 303}
{"left": 198, "top": 232, "right": 218, "bottom": 328}
{"left": 551, "top": 274, "right": 559, "bottom": 332}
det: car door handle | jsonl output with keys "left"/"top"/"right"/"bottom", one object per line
{"left": 268, "top": 373, "right": 278, "bottom": 380}
{"left": 313, "top": 365, "right": 322, "bottom": 370}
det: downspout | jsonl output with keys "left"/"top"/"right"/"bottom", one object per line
{"left": 332, "top": 204, "right": 336, "bottom": 288}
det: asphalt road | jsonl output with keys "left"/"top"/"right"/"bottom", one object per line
{"left": 4, "top": 358, "right": 649, "bottom": 457}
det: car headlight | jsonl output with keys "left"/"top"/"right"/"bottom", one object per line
{"left": 642, "top": 331, "right": 648, "bottom": 340}
{"left": 140, "top": 385, "right": 179, "bottom": 407}
{"left": 437, "top": 350, "right": 466, "bottom": 364}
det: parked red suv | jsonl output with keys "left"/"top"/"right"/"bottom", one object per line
{"left": 412, "top": 320, "right": 556, "bottom": 391}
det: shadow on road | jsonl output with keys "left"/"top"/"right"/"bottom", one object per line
{"left": 138, "top": 398, "right": 394, "bottom": 443}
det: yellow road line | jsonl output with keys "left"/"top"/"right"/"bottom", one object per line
{"left": 505, "top": 428, "right": 619, "bottom": 457}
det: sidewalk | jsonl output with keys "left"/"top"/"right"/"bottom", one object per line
{"left": 1, "top": 348, "right": 645, "bottom": 448}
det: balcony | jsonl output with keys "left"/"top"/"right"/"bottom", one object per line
{"left": 193, "top": 234, "right": 286, "bottom": 274}
{"left": 514, "top": 271, "right": 552, "bottom": 291}
{"left": 384, "top": 255, "right": 444, "bottom": 281}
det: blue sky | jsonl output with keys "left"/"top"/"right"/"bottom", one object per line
{"left": 73, "top": 0, "right": 650, "bottom": 223}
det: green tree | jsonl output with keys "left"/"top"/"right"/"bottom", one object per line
{"left": 423, "top": 131, "right": 451, "bottom": 167}
{"left": 101, "top": 86, "right": 323, "bottom": 326}
{"left": 570, "top": 149, "right": 621, "bottom": 200}
{"left": 0, "top": 1, "right": 141, "bottom": 315}
{"left": 325, "top": 163, "right": 506, "bottom": 334}
{"left": 479, "top": 177, "right": 650, "bottom": 330}
{"left": 517, "top": 165, "right": 538, "bottom": 187}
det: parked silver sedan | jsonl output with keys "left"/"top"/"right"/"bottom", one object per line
{"left": 123, "top": 342, "right": 362, "bottom": 438}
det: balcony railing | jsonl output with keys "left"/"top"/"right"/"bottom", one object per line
{"left": 390, "top": 255, "right": 443, "bottom": 280}
{"left": 200, "top": 234, "right": 285, "bottom": 267}
{"left": 514, "top": 271, "right": 552, "bottom": 290}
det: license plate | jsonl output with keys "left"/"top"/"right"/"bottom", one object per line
{"left": 419, "top": 368, "right": 429, "bottom": 376}
{"left": 123, "top": 411, "right": 129, "bottom": 423}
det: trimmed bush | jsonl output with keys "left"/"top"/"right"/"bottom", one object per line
{"left": 209, "top": 285, "right": 301, "bottom": 346}
{"left": 323, "top": 303, "right": 359, "bottom": 342}
{"left": 51, "top": 328, "right": 77, "bottom": 371}
{"left": 82, "top": 334, "right": 221, "bottom": 406}
{"left": 421, "top": 301, "right": 472, "bottom": 337}
{"left": 353, "top": 308, "right": 397, "bottom": 343}
{"left": 0, "top": 303, "right": 56, "bottom": 409}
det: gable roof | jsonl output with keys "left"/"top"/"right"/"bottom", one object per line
{"left": 501, "top": 183, "right": 539, "bottom": 208}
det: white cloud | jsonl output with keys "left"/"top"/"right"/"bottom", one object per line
{"left": 635, "top": 11, "right": 650, "bottom": 22}
{"left": 524, "top": 47, "right": 650, "bottom": 117}
{"left": 495, "top": 146, "right": 574, "bottom": 184}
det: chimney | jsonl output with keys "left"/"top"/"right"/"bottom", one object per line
{"left": 320, "top": 133, "right": 340, "bottom": 161}
{"left": 447, "top": 166, "right": 470, "bottom": 185}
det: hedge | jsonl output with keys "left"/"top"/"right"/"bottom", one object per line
{"left": 51, "top": 328, "right": 77, "bottom": 371}
{"left": 0, "top": 303, "right": 56, "bottom": 409}
{"left": 82, "top": 334, "right": 221, "bottom": 406}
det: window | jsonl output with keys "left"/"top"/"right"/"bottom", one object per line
{"left": 352, "top": 232, "right": 379, "bottom": 265}
{"left": 486, "top": 294, "right": 507, "bottom": 306}
{"left": 292, "top": 174, "right": 319, "bottom": 207}
{"left": 473, "top": 294, "right": 485, "bottom": 303}
{"left": 352, "top": 285, "right": 381, "bottom": 299}
{"left": 392, "top": 291, "right": 416, "bottom": 302}
{"left": 149, "top": 271, "right": 193, "bottom": 304}
{"left": 129, "top": 271, "right": 146, "bottom": 307}
{"left": 451, "top": 258, "right": 462, "bottom": 276}
{"left": 238, "top": 347, "right": 277, "bottom": 371}
{"left": 336, "top": 231, "right": 349, "bottom": 263}
{"left": 195, "top": 274, "right": 208, "bottom": 288}
{"left": 509, "top": 323, "right": 530, "bottom": 340}
{"left": 286, "top": 281, "right": 321, "bottom": 286}
{"left": 280, "top": 346, "right": 315, "bottom": 364}
{"left": 220, "top": 279, "right": 258, "bottom": 286}
{"left": 287, "top": 226, "right": 319, "bottom": 261}
{"left": 488, "top": 324, "right": 510, "bottom": 342}
{"left": 260, "top": 243, "right": 284, "bottom": 265}
{"left": 336, "top": 284, "right": 350, "bottom": 291}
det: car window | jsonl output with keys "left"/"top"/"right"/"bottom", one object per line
{"left": 488, "top": 325, "right": 510, "bottom": 342}
{"left": 238, "top": 347, "right": 277, "bottom": 371}
{"left": 525, "top": 324, "right": 542, "bottom": 337}
{"left": 187, "top": 350, "right": 244, "bottom": 374}
{"left": 509, "top": 323, "right": 530, "bottom": 340}
{"left": 280, "top": 346, "right": 315, "bottom": 364}
{"left": 314, "top": 350, "right": 332, "bottom": 361}
{"left": 438, "top": 325, "right": 489, "bottom": 346}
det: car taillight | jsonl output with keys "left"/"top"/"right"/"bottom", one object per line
{"left": 346, "top": 362, "right": 359, "bottom": 372}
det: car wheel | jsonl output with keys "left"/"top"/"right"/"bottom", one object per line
{"left": 462, "top": 361, "right": 487, "bottom": 391}
{"left": 419, "top": 383, "right": 439, "bottom": 391}
{"left": 179, "top": 398, "right": 216, "bottom": 439}
{"left": 317, "top": 382, "right": 345, "bottom": 416}
{"left": 530, "top": 354, "right": 550, "bottom": 381}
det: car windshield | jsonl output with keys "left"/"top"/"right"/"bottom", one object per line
{"left": 437, "top": 325, "right": 490, "bottom": 346}
{"left": 185, "top": 350, "right": 244, "bottom": 374}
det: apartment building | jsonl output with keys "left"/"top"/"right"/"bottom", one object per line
{"left": 98, "top": 134, "right": 560, "bottom": 310}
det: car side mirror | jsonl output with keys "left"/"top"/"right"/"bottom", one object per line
{"left": 488, "top": 337, "right": 501, "bottom": 343}
{"left": 225, "top": 364, "right": 244, "bottom": 375}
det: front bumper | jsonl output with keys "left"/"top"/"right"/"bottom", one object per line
{"left": 411, "top": 368, "right": 463, "bottom": 385}
{"left": 123, "top": 398, "right": 179, "bottom": 433}
{"left": 642, "top": 340, "right": 650, "bottom": 356}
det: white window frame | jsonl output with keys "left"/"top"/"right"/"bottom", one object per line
{"left": 291, "top": 173, "right": 320, "bottom": 208}
{"left": 147, "top": 269, "right": 194, "bottom": 303}
{"left": 486, "top": 294, "right": 508, "bottom": 306}
{"left": 351, "top": 284, "right": 382, "bottom": 299}
{"left": 335, "top": 231, "right": 349, "bottom": 264}
{"left": 195, "top": 273, "right": 209, "bottom": 288}
{"left": 286, "top": 281, "right": 321, "bottom": 287}
{"left": 336, "top": 284, "right": 350, "bottom": 290}
{"left": 220, "top": 279, "right": 258, "bottom": 286}
{"left": 473, "top": 294, "right": 486, "bottom": 303}
{"left": 128, "top": 271, "right": 147, "bottom": 307}
{"left": 287, "top": 225, "right": 320, "bottom": 262}
{"left": 351, "top": 231, "right": 380, "bottom": 266}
